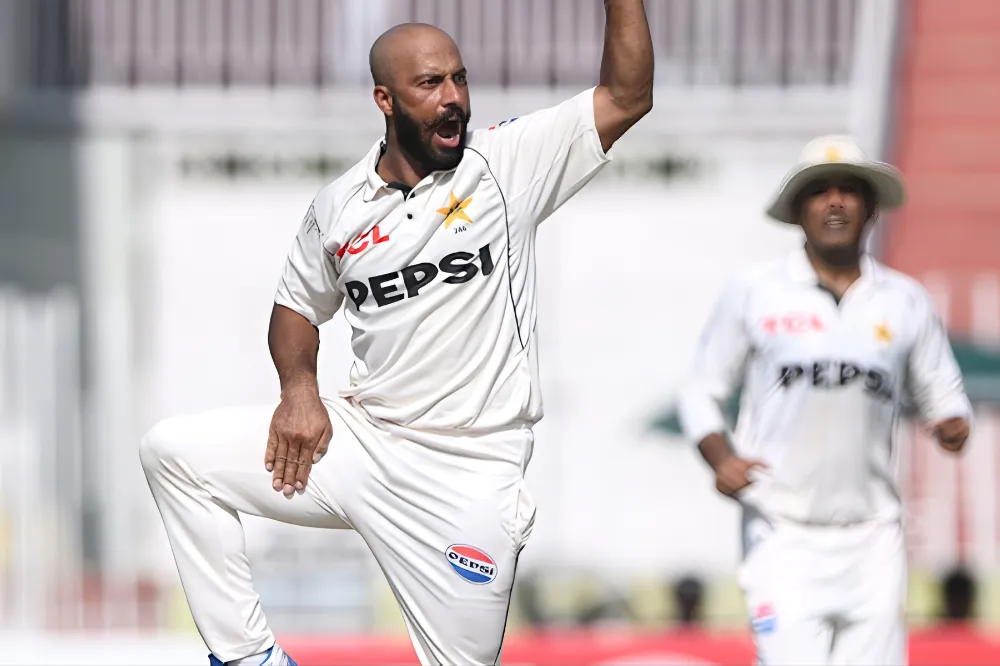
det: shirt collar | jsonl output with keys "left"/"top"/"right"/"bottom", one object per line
{"left": 362, "top": 140, "right": 390, "bottom": 202}
{"left": 786, "top": 245, "right": 882, "bottom": 285}
{"left": 362, "top": 140, "right": 456, "bottom": 202}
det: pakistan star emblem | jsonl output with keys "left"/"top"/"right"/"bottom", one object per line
{"left": 436, "top": 192, "right": 473, "bottom": 229}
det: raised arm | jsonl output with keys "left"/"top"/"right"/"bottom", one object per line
{"left": 593, "top": 0, "right": 655, "bottom": 153}
{"left": 470, "top": 0, "right": 653, "bottom": 225}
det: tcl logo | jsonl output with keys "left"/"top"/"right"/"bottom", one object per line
{"left": 336, "top": 225, "right": 389, "bottom": 259}
{"left": 760, "top": 313, "right": 825, "bottom": 335}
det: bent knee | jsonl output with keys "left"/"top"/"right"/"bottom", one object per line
{"left": 139, "top": 405, "right": 273, "bottom": 478}
{"left": 139, "top": 414, "right": 200, "bottom": 473}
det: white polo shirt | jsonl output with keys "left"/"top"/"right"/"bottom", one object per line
{"left": 679, "top": 247, "right": 973, "bottom": 525}
{"left": 275, "top": 88, "right": 610, "bottom": 439}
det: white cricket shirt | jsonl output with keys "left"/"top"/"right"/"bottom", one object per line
{"left": 275, "top": 88, "right": 610, "bottom": 440}
{"left": 679, "top": 247, "right": 973, "bottom": 525}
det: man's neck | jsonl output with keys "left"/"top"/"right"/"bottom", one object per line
{"left": 375, "top": 139, "right": 429, "bottom": 189}
{"left": 804, "top": 242, "right": 863, "bottom": 299}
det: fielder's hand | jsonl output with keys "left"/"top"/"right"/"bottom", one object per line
{"left": 933, "top": 416, "right": 970, "bottom": 454}
{"left": 714, "top": 455, "right": 768, "bottom": 498}
{"left": 265, "top": 386, "right": 332, "bottom": 496}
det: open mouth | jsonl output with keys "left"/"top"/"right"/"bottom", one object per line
{"left": 433, "top": 120, "right": 462, "bottom": 149}
{"left": 825, "top": 216, "right": 847, "bottom": 229}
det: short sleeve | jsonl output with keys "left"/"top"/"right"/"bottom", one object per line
{"left": 905, "top": 288, "right": 973, "bottom": 424}
{"left": 470, "top": 87, "right": 611, "bottom": 226}
{"left": 678, "top": 278, "right": 753, "bottom": 445}
{"left": 274, "top": 199, "right": 344, "bottom": 326}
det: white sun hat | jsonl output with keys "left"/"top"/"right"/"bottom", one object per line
{"left": 766, "top": 134, "right": 906, "bottom": 225}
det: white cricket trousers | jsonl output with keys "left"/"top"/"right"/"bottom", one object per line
{"left": 139, "top": 397, "right": 536, "bottom": 665}
{"left": 738, "top": 509, "right": 907, "bottom": 666}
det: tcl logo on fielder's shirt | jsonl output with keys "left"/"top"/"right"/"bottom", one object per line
{"left": 345, "top": 244, "right": 496, "bottom": 309}
{"left": 779, "top": 360, "right": 894, "bottom": 401}
{"left": 760, "top": 313, "right": 826, "bottom": 335}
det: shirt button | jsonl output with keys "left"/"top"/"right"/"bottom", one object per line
{"left": 407, "top": 214, "right": 413, "bottom": 219}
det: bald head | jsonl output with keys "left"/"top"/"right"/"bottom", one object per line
{"left": 369, "top": 22, "right": 471, "bottom": 175}
{"left": 369, "top": 23, "right": 459, "bottom": 88}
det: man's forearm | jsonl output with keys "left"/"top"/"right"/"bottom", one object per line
{"left": 600, "top": 0, "right": 654, "bottom": 109}
{"left": 268, "top": 303, "right": 321, "bottom": 396}
{"left": 697, "top": 432, "right": 736, "bottom": 471}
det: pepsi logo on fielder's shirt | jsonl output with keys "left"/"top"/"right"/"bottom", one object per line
{"left": 751, "top": 603, "right": 777, "bottom": 634}
{"left": 445, "top": 544, "right": 497, "bottom": 584}
{"left": 778, "top": 360, "right": 895, "bottom": 401}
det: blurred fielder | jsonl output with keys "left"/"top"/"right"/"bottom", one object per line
{"left": 139, "top": 3, "right": 653, "bottom": 665}
{"left": 679, "top": 135, "right": 972, "bottom": 665}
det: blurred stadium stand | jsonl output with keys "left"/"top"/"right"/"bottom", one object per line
{"left": 16, "top": 0, "right": 854, "bottom": 88}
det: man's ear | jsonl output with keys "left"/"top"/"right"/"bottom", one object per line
{"left": 373, "top": 86, "right": 393, "bottom": 117}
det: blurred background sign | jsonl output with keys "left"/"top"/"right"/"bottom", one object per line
{"left": 954, "top": 340, "right": 1000, "bottom": 403}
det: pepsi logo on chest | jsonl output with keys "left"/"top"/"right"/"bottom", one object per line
{"left": 445, "top": 544, "right": 497, "bottom": 584}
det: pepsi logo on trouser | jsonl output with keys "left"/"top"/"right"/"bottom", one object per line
{"left": 445, "top": 544, "right": 497, "bottom": 584}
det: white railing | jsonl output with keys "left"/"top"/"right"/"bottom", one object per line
{"left": 17, "top": 0, "right": 857, "bottom": 89}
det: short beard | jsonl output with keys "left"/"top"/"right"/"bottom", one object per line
{"left": 392, "top": 94, "right": 468, "bottom": 173}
